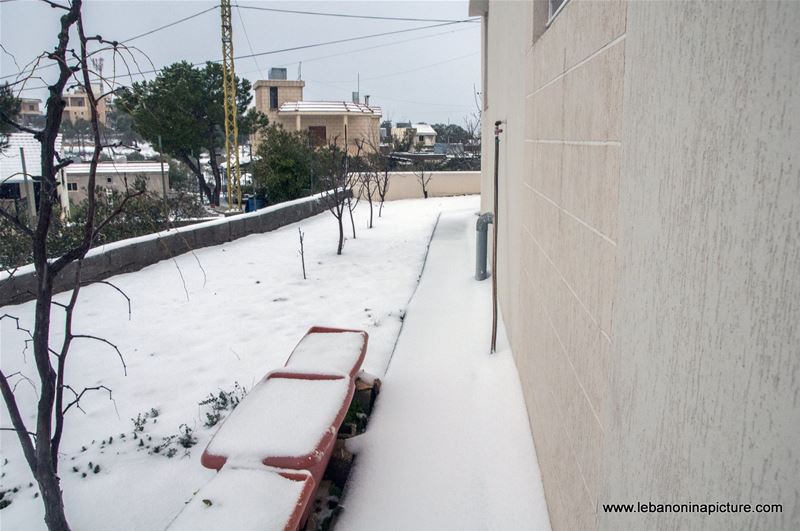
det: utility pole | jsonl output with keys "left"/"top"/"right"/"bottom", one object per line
{"left": 19, "top": 147, "right": 37, "bottom": 227}
{"left": 158, "top": 135, "right": 168, "bottom": 215}
{"left": 220, "top": 0, "right": 242, "bottom": 210}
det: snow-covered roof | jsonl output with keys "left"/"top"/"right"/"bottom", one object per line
{"left": 412, "top": 123, "right": 437, "bottom": 137}
{"left": 278, "top": 101, "right": 382, "bottom": 116}
{"left": 65, "top": 162, "right": 164, "bottom": 176}
{"left": 0, "top": 133, "right": 63, "bottom": 184}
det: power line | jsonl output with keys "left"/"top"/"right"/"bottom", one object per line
{"left": 122, "top": 5, "right": 219, "bottom": 44}
{"left": 315, "top": 52, "right": 479, "bottom": 84}
{"left": 234, "top": 3, "right": 264, "bottom": 79}
{"left": 234, "top": 3, "right": 480, "bottom": 24}
{"left": 0, "top": 5, "right": 219, "bottom": 81}
{"left": 268, "top": 25, "right": 476, "bottom": 70}
{"left": 233, "top": 19, "right": 474, "bottom": 62}
{"left": 13, "top": 20, "right": 477, "bottom": 91}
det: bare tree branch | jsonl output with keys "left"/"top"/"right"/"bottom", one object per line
{"left": 71, "top": 335, "right": 127, "bottom": 376}
{"left": 61, "top": 384, "right": 114, "bottom": 416}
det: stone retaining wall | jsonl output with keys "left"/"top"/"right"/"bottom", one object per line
{"left": 1, "top": 193, "right": 336, "bottom": 307}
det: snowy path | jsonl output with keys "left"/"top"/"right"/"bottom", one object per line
{"left": 338, "top": 208, "right": 552, "bottom": 530}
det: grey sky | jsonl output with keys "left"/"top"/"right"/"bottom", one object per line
{"left": 1, "top": 0, "right": 481, "bottom": 127}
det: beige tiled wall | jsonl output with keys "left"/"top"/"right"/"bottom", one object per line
{"left": 482, "top": 0, "right": 800, "bottom": 529}
{"left": 521, "top": 1, "right": 626, "bottom": 528}
{"left": 481, "top": 1, "right": 627, "bottom": 529}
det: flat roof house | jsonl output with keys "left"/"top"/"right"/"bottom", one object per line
{"left": 254, "top": 69, "right": 381, "bottom": 155}
{"left": 64, "top": 161, "right": 167, "bottom": 205}
{"left": 392, "top": 123, "right": 437, "bottom": 151}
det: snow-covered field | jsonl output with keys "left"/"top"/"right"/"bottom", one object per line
{"left": 1, "top": 196, "right": 478, "bottom": 530}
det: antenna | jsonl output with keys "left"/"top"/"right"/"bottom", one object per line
{"left": 91, "top": 57, "right": 104, "bottom": 94}
{"left": 297, "top": 62, "right": 302, "bottom": 80}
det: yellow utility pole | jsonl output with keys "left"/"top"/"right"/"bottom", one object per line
{"left": 220, "top": 0, "right": 242, "bottom": 210}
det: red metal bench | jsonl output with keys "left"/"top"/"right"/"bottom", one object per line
{"left": 284, "top": 326, "right": 368, "bottom": 379}
{"left": 166, "top": 468, "right": 315, "bottom": 531}
{"left": 201, "top": 371, "right": 355, "bottom": 487}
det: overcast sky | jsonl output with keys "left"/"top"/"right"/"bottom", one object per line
{"left": 0, "top": 0, "right": 481, "bottom": 126}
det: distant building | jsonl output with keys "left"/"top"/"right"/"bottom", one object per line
{"left": 253, "top": 68, "right": 381, "bottom": 155}
{"left": 19, "top": 98, "right": 42, "bottom": 118}
{"left": 392, "top": 123, "right": 437, "bottom": 150}
{"left": 62, "top": 86, "right": 107, "bottom": 125}
{"left": 0, "top": 133, "right": 68, "bottom": 216}
{"left": 64, "top": 161, "right": 166, "bottom": 204}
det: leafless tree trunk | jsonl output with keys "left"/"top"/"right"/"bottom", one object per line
{"left": 318, "top": 138, "right": 349, "bottom": 255}
{"left": 354, "top": 139, "right": 378, "bottom": 229}
{"left": 364, "top": 135, "right": 390, "bottom": 218}
{"left": 0, "top": 3, "right": 140, "bottom": 529}
{"left": 415, "top": 160, "right": 432, "bottom": 199}
{"left": 179, "top": 153, "right": 212, "bottom": 205}
{"left": 206, "top": 143, "right": 223, "bottom": 207}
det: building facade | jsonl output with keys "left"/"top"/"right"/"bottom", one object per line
{"left": 472, "top": 0, "right": 799, "bottom": 529}
{"left": 62, "top": 85, "right": 108, "bottom": 125}
{"left": 253, "top": 71, "right": 381, "bottom": 155}
{"left": 392, "top": 123, "right": 437, "bottom": 150}
{"left": 64, "top": 162, "right": 166, "bottom": 204}
{"left": 19, "top": 98, "right": 42, "bottom": 119}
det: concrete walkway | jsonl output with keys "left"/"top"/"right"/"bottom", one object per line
{"left": 338, "top": 207, "right": 552, "bottom": 530}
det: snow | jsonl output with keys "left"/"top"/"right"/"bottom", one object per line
{"left": 336, "top": 208, "right": 553, "bottom": 530}
{"left": 0, "top": 195, "right": 477, "bottom": 530}
{"left": 285, "top": 331, "right": 366, "bottom": 377}
{"left": 166, "top": 467, "right": 309, "bottom": 531}
{"left": 206, "top": 375, "right": 350, "bottom": 461}
{"left": 0, "top": 194, "right": 551, "bottom": 530}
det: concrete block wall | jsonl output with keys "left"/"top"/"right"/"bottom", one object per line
{"left": 354, "top": 171, "right": 480, "bottom": 201}
{"left": 0, "top": 193, "right": 336, "bottom": 307}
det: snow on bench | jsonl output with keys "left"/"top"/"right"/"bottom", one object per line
{"left": 166, "top": 468, "right": 315, "bottom": 531}
{"left": 284, "top": 327, "right": 368, "bottom": 379}
{"left": 201, "top": 371, "right": 355, "bottom": 484}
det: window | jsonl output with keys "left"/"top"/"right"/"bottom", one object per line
{"left": 308, "top": 126, "right": 327, "bottom": 147}
{"left": 67, "top": 183, "right": 78, "bottom": 191}
{"left": 269, "top": 87, "right": 278, "bottom": 109}
{"left": 548, "top": 0, "right": 569, "bottom": 24}
{"left": 72, "top": 98, "right": 84, "bottom": 107}
{"left": 419, "top": 136, "right": 424, "bottom": 143}
{"left": 106, "top": 177, "right": 112, "bottom": 184}
{"left": 27, "top": 104, "right": 36, "bottom": 111}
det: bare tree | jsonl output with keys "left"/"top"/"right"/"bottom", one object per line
{"left": 364, "top": 136, "right": 392, "bottom": 218}
{"left": 353, "top": 139, "right": 378, "bottom": 229}
{"left": 414, "top": 160, "right": 432, "bottom": 199}
{"left": 317, "top": 139, "right": 349, "bottom": 255}
{"left": 0, "top": 3, "right": 143, "bottom": 529}
{"left": 464, "top": 112, "right": 481, "bottom": 146}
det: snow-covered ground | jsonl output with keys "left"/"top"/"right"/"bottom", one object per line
{"left": 0, "top": 195, "right": 550, "bottom": 530}
{"left": 338, "top": 207, "right": 552, "bottom": 530}
{"left": 0, "top": 197, "right": 468, "bottom": 529}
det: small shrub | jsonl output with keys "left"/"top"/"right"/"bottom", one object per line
{"left": 199, "top": 382, "right": 246, "bottom": 428}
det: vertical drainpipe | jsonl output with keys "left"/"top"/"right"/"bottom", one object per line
{"left": 491, "top": 120, "right": 504, "bottom": 353}
{"left": 476, "top": 212, "right": 494, "bottom": 280}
